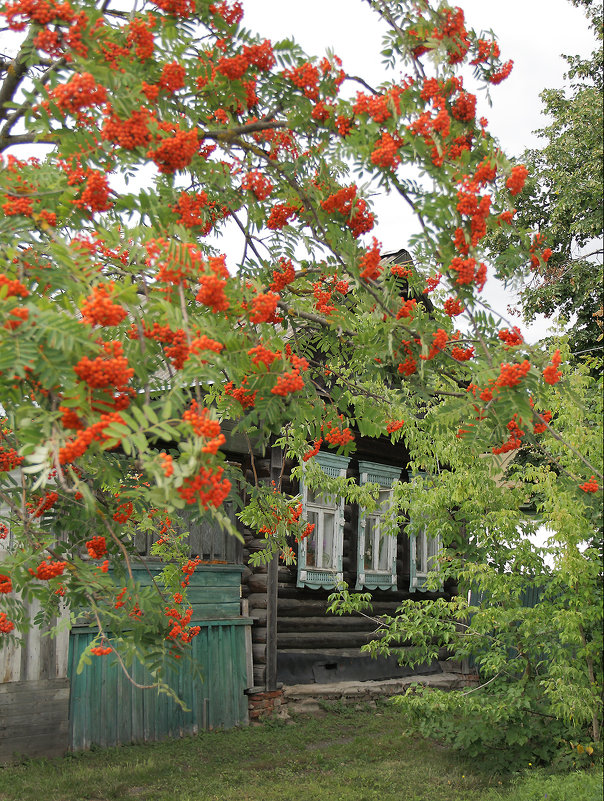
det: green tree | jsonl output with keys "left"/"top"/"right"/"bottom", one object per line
{"left": 510, "top": 0, "right": 603, "bottom": 357}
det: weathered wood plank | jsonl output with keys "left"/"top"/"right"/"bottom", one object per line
{"left": 0, "top": 678, "right": 69, "bottom": 763}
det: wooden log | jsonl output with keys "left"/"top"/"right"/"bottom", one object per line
{"left": 247, "top": 573, "right": 268, "bottom": 593}
{"left": 252, "top": 644, "right": 266, "bottom": 664}
{"left": 277, "top": 616, "right": 377, "bottom": 632}
{"left": 277, "top": 631, "right": 377, "bottom": 649}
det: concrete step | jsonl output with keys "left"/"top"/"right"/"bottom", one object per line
{"left": 282, "top": 673, "right": 479, "bottom": 716}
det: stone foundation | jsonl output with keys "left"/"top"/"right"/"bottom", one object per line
{"left": 246, "top": 687, "right": 285, "bottom": 723}
{"left": 281, "top": 672, "right": 480, "bottom": 717}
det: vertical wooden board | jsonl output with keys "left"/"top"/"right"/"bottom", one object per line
{"left": 205, "top": 626, "right": 215, "bottom": 729}
{"left": 38, "top": 627, "right": 53, "bottom": 681}
{"left": 67, "top": 636, "right": 78, "bottom": 751}
{"left": 233, "top": 626, "right": 246, "bottom": 725}
{"left": 198, "top": 625, "right": 212, "bottom": 731}
{"left": 142, "top": 664, "right": 153, "bottom": 743}
{"left": 117, "top": 659, "right": 133, "bottom": 746}
{"left": 92, "top": 643, "right": 104, "bottom": 748}
{"left": 202, "top": 626, "right": 211, "bottom": 731}
{"left": 223, "top": 626, "right": 235, "bottom": 728}
{"left": 158, "top": 681, "right": 169, "bottom": 742}
{"left": 106, "top": 656, "right": 119, "bottom": 748}
{"left": 55, "top": 620, "right": 70, "bottom": 680}
{"left": 69, "top": 632, "right": 90, "bottom": 751}
{"left": 76, "top": 634, "right": 87, "bottom": 752}
{"left": 1, "top": 633, "right": 23, "bottom": 683}
{"left": 234, "top": 628, "right": 248, "bottom": 723}
{"left": 214, "top": 625, "right": 226, "bottom": 729}
{"left": 130, "top": 659, "right": 145, "bottom": 743}
{"left": 22, "top": 599, "right": 41, "bottom": 681}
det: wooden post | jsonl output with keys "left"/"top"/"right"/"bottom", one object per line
{"left": 265, "top": 445, "right": 282, "bottom": 691}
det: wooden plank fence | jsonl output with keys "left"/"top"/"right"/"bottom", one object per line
{"left": 1, "top": 563, "right": 252, "bottom": 761}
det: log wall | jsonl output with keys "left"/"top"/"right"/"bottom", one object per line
{"left": 240, "top": 439, "right": 451, "bottom": 687}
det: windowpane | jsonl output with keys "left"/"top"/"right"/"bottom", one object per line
{"left": 427, "top": 535, "right": 439, "bottom": 570}
{"left": 307, "top": 488, "right": 335, "bottom": 508}
{"left": 306, "top": 510, "right": 319, "bottom": 567}
{"left": 378, "top": 489, "right": 391, "bottom": 511}
{"left": 364, "top": 516, "right": 375, "bottom": 570}
{"left": 321, "top": 512, "right": 335, "bottom": 568}
{"left": 378, "top": 529, "right": 390, "bottom": 571}
{"left": 416, "top": 531, "right": 426, "bottom": 573}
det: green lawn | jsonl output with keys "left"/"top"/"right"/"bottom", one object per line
{"left": 0, "top": 705, "right": 601, "bottom": 801}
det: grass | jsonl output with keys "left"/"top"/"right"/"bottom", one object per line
{"left": 0, "top": 705, "right": 601, "bottom": 801}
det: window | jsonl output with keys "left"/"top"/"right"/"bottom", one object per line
{"left": 297, "top": 452, "right": 349, "bottom": 589}
{"left": 355, "top": 461, "right": 401, "bottom": 590}
{"left": 409, "top": 528, "right": 441, "bottom": 591}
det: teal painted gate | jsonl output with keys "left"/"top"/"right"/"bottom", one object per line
{"left": 68, "top": 564, "right": 251, "bottom": 750}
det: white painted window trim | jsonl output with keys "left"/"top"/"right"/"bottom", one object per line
{"left": 355, "top": 461, "right": 401, "bottom": 591}
{"left": 297, "top": 452, "right": 349, "bottom": 590}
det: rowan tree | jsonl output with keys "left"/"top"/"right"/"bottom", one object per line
{"left": 0, "top": 0, "right": 601, "bottom": 747}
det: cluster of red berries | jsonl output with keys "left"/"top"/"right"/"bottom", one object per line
{"left": 268, "top": 258, "right": 295, "bottom": 292}
{"left": 359, "top": 238, "right": 382, "bottom": 281}
{"left": 271, "top": 370, "right": 305, "bottom": 397}
{"left": 102, "top": 106, "right": 152, "bottom": 150}
{"left": 177, "top": 466, "right": 231, "bottom": 509}
{"left": 397, "top": 299, "right": 417, "bottom": 320}
{"left": 579, "top": 477, "right": 599, "bottom": 493}
{"left": 196, "top": 256, "right": 230, "bottom": 313}
{"left": 0, "top": 612, "right": 15, "bottom": 634}
{"left": 496, "top": 360, "right": 531, "bottom": 388}
{"left": 498, "top": 327, "right": 523, "bottom": 347}
{"left": 241, "top": 170, "right": 273, "bottom": 200}
{"left": 59, "top": 411, "right": 125, "bottom": 464}
{"left": 492, "top": 415, "right": 525, "bottom": 455}
{"left": 90, "top": 644, "right": 113, "bottom": 656}
{"left": 266, "top": 202, "right": 300, "bottom": 230}
{"left": 165, "top": 605, "right": 201, "bottom": 644}
{"left": 74, "top": 341, "right": 133, "bottom": 390}
{"left": 80, "top": 282, "right": 127, "bottom": 327}
{"left": 371, "top": 130, "right": 404, "bottom": 170}
{"left": 224, "top": 380, "right": 257, "bottom": 408}
{"left": 444, "top": 297, "right": 464, "bottom": 317}
{"left": 86, "top": 535, "right": 107, "bottom": 559}
{"left": 27, "top": 491, "right": 58, "bottom": 518}
{"left": 0, "top": 273, "right": 29, "bottom": 298}
{"left": 172, "top": 190, "right": 225, "bottom": 234}
{"left": 0, "top": 446, "right": 24, "bottom": 472}
{"left": 113, "top": 501, "right": 133, "bottom": 524}
{"left": 147, "top": 128, "right": 198, "bottom": 174}
{"left": 543, "top": 350, "right": 562, "bottom": 385}
{"left": 160, "top": 452, "right": 174, "bottom": 477}
{"left": 249, "top": 292, "right": 279, "bottom": 324}
{"left": 35, "top": 560, "right": 67, "bottom": 580}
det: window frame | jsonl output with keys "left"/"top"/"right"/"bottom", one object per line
{"left": 355, "top": 461, "right": 401, "bottom": 591}
{"left": 408, "top": 472, "right": 441, "bottom": 592}
{"left": 297, "top": 452, "right": 350, "bottom": 590}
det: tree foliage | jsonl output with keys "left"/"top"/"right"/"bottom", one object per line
{"left": 503, "top": 0, "right": 603, "bottom": 357}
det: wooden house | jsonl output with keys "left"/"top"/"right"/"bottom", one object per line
{"left": 220, "top": 427, "right": 452, "bottom": 692}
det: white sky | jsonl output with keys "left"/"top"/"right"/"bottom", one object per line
{"left": 242, "top": 0, "right": 597, "bottom": 341}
